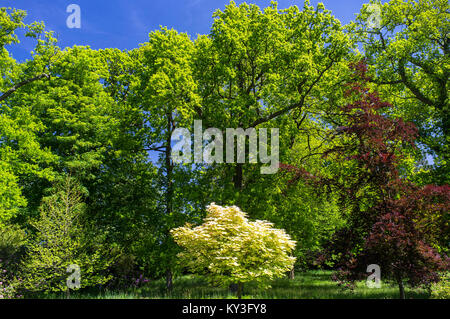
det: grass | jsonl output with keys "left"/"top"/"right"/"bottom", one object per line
{"left": 34, "top": 270, "right": 431, "bottom": 299}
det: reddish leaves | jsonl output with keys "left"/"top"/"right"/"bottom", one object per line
{"left": 293, "top": 61, "right": 450, "bottom": 289}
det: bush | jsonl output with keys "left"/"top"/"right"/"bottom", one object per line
{"left": 0, "top": 224, "right": 26, "bottom": 299}
{"left": 105, "top": 251, "right": 149, "bottom": 289}
{"left": 0, "top": 259, "right": 22, "bottom": 299}
{"left": 0, "top": 224, "right": 27, "bottom": 262}
{"left": 430, "top": 273, "right": 450, "bottom": 299}
{"left": 171, "top": 203, "right": 296, "bottom": 298}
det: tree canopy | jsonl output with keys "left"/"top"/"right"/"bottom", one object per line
{"left": 0, "top": 0, "right": 448, "bottom": 299}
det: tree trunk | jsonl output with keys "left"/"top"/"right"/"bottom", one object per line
{"left": 164, "top": 112, "right": 174, "bottom": 293}
{"left": 234, "top": 163, "right": 243, "bottom": 190}
{"left": 397, "top": 278, "right": 405, "bottom": 299}
{"left": 229, "top": 283, "right": 238, "bottom": 294}
{"left": 166, "top": 268, "right": 173, "bottom": 292}
{"left": 237, "top": 282, "right": 243, "bottom": 299}
{"left": 288, "top": 267, "right": 295, "bottom": 280}
{"left": 165, "top": 112, "right": 174, "bottom": 218}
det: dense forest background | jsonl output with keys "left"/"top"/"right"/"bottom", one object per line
{"left": 0, "top": 0, "right": 448, "bottom": 299}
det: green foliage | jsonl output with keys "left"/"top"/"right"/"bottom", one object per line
{"left": 171, "top": 203, "right": 296, "bottom": 294}
{"left": 0, "top": 1, "right": 448, "bottom": 300}
{"left": 430, "top": 273, "right": 450, "bottom": 299}
{"left": 350, "top": 0, "right": 450, "bottom": 184}
{"left": 0, "top": 164, "right": 25, "bottom": 225}
{"left": 21, "top": 176, "right": 113, "bottom": 293}
{"left": 0, "top": 87, "right": 55, "bottom": 224}
{"left": 0, "top": 9, "right": 56, "bottom": 224}
{"left": 0, "top": 223, "right": 26, "bottom": 261}
{"left": 0, "top": 261, "right": 21, "bottom": 299}
{"left": 0, "top": 8, "right": 25, "bottom": 79}
{"left": 0, "top": 224, "right": 26, "bottom": 299}
{"left": 131, "top": 27, "right": 203, "bottom": 282}
{"left": 188, "top": 0, "right": 353, "bottom": 271}
{"left": 20, "top": 46, "right": 121, "bottom": 180}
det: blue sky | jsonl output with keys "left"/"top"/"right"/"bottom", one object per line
{"left": 4, "top": 0, "right": 375, "bottom": 61}
{"left": 3, "top": 0, "right": 434, "bottom": 165}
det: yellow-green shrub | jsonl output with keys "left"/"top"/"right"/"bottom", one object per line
{"left": 171, "top": 203, "right": 296, "bottom": 297}
{"left": 430, "top": 273, "right": 450, "bottom": 299}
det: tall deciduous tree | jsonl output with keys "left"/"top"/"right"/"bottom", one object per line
{"left": 190, "top": 1, "right": 353, "bottom": 276}
{"left": 133, "top": 28, "right": 201, "bottom": 290}
{"left": 351, "top": 0, "right": 450, "bottom": 184}
{"left": 193, "top": 0, "right": 352, "bottom": 212}
{"left": 0, "top": 8, "right": 55, "bottom": 224}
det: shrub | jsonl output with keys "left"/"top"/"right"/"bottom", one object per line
{"left": 0, "top": 225, "right": 26, "bottom": 299}
{"left": 430, "top": 273, "right": 450, "bottom": 299}
{"left": 105, "top": 251, "right": 149, "bottom": 289}
{"left": 171, "top": 203, "right": 296, "bottom": 298}
{"left": 0, "top": 224, "right": 27, "bottom": 262}
{"left": 0, "top": 259, "right": 22, "bottom": 299}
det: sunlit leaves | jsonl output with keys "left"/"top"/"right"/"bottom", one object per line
{"left": 171, "top": 203, "right": 296, "bottom": 288}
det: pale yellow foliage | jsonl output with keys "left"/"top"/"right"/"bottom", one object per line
{"left": 171, "top": 203, "right": 296, "bottom": 288}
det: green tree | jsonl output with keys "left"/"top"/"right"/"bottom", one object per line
{"left": 132, "top": 27, "right": 201, "bottom": 289}
{"left": 351, "top": 0, "right": 450, "bottom": 184}
{"left": 21, "top": 176, "right": 113, "bottom": 294}
{"left": 188, "top": 2, "right": 353, "bottom": 274}
{"left": 188, "top": 4, "right": 355, "bottom": 268}
{"left": 77, "top": 47, "right": 160, "bottom": 280}
{"left": 0, "top": 8, "right": 55, "bottom": 224}
{"left": 2, "top": 8, "right": 160, "bottom": 285}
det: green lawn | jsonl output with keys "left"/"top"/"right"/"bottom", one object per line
{"left": 35, "top": 270, "right": 430, "bottom": 299}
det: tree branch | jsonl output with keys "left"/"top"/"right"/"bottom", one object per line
{"left": 0, "top": 73, "right": 50, "bottom": 102}
{"left": 398, "top": 59, "right": 435, "bottom": 107}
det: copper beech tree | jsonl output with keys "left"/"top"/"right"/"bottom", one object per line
{"left": 281, "top": 61, "right": 449, "bottom": 299}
